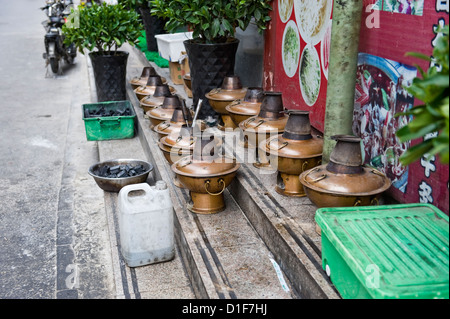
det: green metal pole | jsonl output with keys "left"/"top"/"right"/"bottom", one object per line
{"left": 322, "top": 0, "right": 364, "bottom": 163}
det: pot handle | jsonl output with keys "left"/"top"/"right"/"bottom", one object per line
{"left": 301, "top": 161, "right": 308, "bottom": 172}
{"left": 308, "top": 174, "right": 326, "bottom": 183}
{"left": 304, "top": 167, "right": 326, "bottom": 183}
{"left": 205, "top": 178, "right": 226, "bottom": 196}
{"left": 371, "top": 169, "right": 385, "bottom": 177}
{"left": 158, "top": 123, "right": 170, "bottom": 131}
{"left": 178, "top": 158, "right": 192, "bottom": 168}
{"left": 244, "top": 118, "right": 265, "bottom": 128}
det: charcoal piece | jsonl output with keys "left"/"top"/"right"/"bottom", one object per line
{"left": 99, "top": 165, "right": 109, "bottom": 177}
{"left": 117, "top": 170, "right": 126, "bottom": 178}
{"left": 129, "top": 169, "right": 136, "bottom": 176}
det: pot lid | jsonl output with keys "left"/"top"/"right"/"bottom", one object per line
{"left": 147, "top": 107, "right": 176, "bottom": 121}
{"left": 155, "top": 120, "right": 206, "bottom": 136}
{"left": 224, "top": 87, "right": 264, "bottom": 115}
{"left": 130, "top": 66, "right": 157, "bottom": 84}
{"left": 239, "top": 114, "right": 288, "bottom": 133}
{"left": 205, "top": 75, "right": 247, "bottom": 102}
{"left": 172, "top": 156, "right": 240, "bottom": 178}
{"left": 300, "top": 164, "right": 392, "bottom": 196}
{"left": 140, "top": 95, "right": 165, "bottom": 107}
{"left": 263, "top": 134, "right": 323, "bottom": 159}
{"left": 161, "top": 125, "right": 195, "bottom": 150}
{"left": 135, "top": 75, "right": 164, "bottom": 95}
{"left": 225, "top": 100, "right": 261, "bottom": 116}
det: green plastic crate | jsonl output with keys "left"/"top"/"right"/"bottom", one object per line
{"left": 82, "top": 101, "right": 136, "bottom": 141}
{"left": 315, "top": 204, "right": 449, "bottom": 299}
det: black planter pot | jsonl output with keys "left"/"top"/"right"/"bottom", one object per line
{"left": 89, "top": 51, "right": 129, "bottom": 102}
{"left": 139, "top": 7, "right": 166, "bottom": 52}
{"left": 184, "top": 38, "right": 239, "bottom": 120}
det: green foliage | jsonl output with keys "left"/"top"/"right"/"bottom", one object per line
{"left": 396, "top": 25, "right": 449, "bottom": 165}
{"left": 149, "top": 0, "right": 272, "bottom": 43}
{"left": 117, "top": 0, "right": 148, "bottom": 10}
{"left": 62, "top": 3, "right": 143, "bottom": 55}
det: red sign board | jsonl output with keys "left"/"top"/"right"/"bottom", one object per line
{"left": 263, "top": 0, "right": 449, "bottom": 214}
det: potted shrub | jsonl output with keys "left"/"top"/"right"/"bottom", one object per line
{"left": 62, "top": 2, "right": 142, "bottom": 102}
{"left": 150, "top": 0, "right": 272, "bottom": 120}
{"left": 118, "top": 0, "right": 167, "bottom": 52}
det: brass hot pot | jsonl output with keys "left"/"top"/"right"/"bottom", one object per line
{"left": 154, "top": 106, "right": 205, "bottom": 140}
{"left": 225, "top": 87, "right": 264, "bottom": 127}
{"left": 261, "top": 111, "right": 323, "bottom": 197}
{"left": 134, "top": 75, "right": 174, "bottom": 101}
{"left": 300, "top": 135, "right": 391, "bottom": 208}
{"left": 130, "top": 66, "right": 167, "bottom": 90}
{"left": 239, "top": 92, "right": 288, "bottom": 168}
{"left": 139, "top": 84, "right": 172, "bottom": 113}
{"left": 130, "top": 66, "right": 155, "bottom": 90}
{"left": 171, "top": 134, "right": 240, "bottom": 214}
{"left": 205, "top": 75, "right": 247, "bottom": 129}
{"left": 147, "top": 95, "right": 191, "bottom": 129}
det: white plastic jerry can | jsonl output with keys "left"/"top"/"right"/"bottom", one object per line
{"left": 118, "top": 181, "right": 174, "bottom": 267}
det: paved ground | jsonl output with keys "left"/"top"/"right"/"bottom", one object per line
{"left": 0, "top": 0, "right": 115, "bottom": 298}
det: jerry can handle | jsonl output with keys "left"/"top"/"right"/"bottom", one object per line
{"left": 120, "top": 183, "right": 152, "bottom": 203}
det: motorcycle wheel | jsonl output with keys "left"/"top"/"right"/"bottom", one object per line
{"left": 49, "top": 57, "right": 59, "bottom": 74}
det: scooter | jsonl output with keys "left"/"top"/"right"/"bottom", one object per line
{"left": 41, "top": 0, "right": 76, "bottom": 75}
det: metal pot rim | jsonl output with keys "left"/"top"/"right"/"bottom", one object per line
{"left": 171, "top": 157, "right": 240, "bottom": 178}
{"left": 88, "top": 159, "right": 153, "bottom": 181}
{"left": 299, "top": 165, "right": 391, "bottom": 196}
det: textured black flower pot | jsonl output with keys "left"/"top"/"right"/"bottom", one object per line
{"left": 89, "top": 51, "right": 129, "bottom": 102}
{"left": 139, "top": 7, "right": 166, "bottom": 52}
{"left": 184, "top": 38, "right": 239, "bottom": 120}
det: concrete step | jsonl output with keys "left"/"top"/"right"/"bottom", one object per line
{"left": 123, "top": 45, "right": 341, "bottom": 299}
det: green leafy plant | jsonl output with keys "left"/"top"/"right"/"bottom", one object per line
{"left": 62, "top": 2, "right": 143, "bottom": 55}
{"left": 149, "top": 0, "right": 272, "bottom": 43}
{"left": 396, "top": 25, "right": 449, "bottom": 165}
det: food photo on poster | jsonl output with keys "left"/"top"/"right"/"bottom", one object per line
{"left": 352, "top": 53, "right": 418, "bottom": 193}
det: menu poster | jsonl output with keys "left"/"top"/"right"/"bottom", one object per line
{"left": 275, "top": 0, "right": 333, "bottom": 131}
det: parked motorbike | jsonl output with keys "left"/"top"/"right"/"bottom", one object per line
{"left": 41, "top": 0, "right": 76, "bottom": 74}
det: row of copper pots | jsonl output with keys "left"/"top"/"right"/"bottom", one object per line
{"left": 135, "top": 68, "right": 391, "bottom": 214}
{"left": 132, "top": 68, "right": 237, "bottom": 214}
{"left": 204, "top": 77, "right": 392, "bottom": 208}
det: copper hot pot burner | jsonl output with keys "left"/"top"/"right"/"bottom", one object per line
{"left": 225, "top": 87, "right": 264, "bottom": 127}
{"left": 147, "top": 95, "right": 193, "bottom": 129}
{"left": 134, "top": 75, "right": 174, "bottom": 101}
{"left": 239, "top": 92, "right": 288, "bottom": 168}
{"left": 261, "top": 111, "right": 323, "bottom": 197}
{"left": 205, "top": 75, "right": 247, "bottom": 129}
{"left": 139, "top": 84, "right": 172, "bottom": 113}
{"left": 130, "top": 66, "right": 159, "bottom": 90}
{"left": 171, "top": 133, "right": 240, "bottom": 214}
{"left": 300, "top": 135, "right": 392, "bottom": 208}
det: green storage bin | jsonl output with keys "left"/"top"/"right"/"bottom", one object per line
{"left": 315, "top": 204, "right": 449, "bottom": 299}
{"left": 82, "top": 101, "right": 136, "bottom": 141}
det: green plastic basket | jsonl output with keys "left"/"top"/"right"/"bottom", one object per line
{"left": 315, "top": 204, "right": 449, "bottom": 299}
{"left": 82, "top": 101, "right": 136, "bottom": 141}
